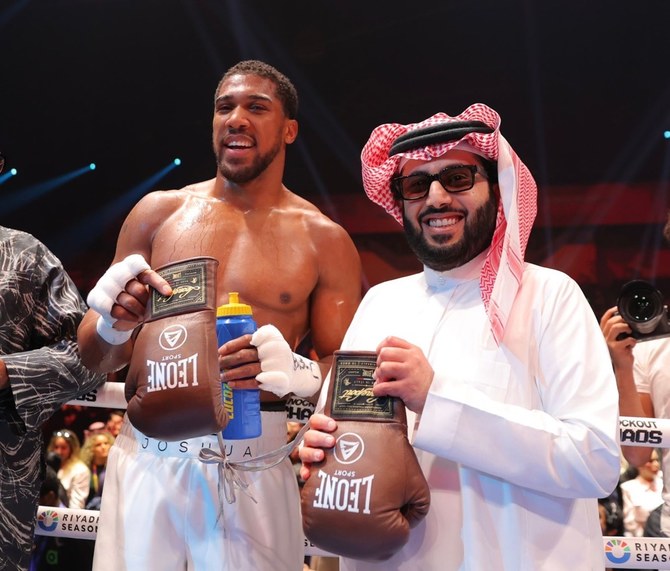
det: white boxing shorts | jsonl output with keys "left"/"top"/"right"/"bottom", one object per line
{"left": 92, "top": 410, "right": 303, "bottom": 571}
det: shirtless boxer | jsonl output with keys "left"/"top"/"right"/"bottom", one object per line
{"left": 77, "top": 59, "right": 362, "bottom": 571}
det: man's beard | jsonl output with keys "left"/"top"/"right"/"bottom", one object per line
{"left": 215, "top": 138, "right": 282, "bottom": 184}
{"left": 403, "top": 189, "right": 498, "bottom": 272}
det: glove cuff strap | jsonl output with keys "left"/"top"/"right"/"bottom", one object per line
{"left": 145, "top": 257, "right": 218, "bottom": 323}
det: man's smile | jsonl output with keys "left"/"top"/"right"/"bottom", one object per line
{"left": 422, "top": 212, "right": 464, "bottom": 231}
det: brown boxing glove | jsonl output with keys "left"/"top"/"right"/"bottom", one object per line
{"left": 125, "top": 257, "right": 227, "bottom": 441}
{"left": 301, "top": 350, "right": 431, "bottom": 561}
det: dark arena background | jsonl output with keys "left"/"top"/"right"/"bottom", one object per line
{"left": 1, "top": 0, "right": 669, "bottom": 320}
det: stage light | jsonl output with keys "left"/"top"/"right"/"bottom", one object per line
{"left": 664, "top": 130, "right": 670, "bottom": 140}
{"left": 0, "top": 167, "right": 17, "bottom": 184}
{"left": 3, "top": 164, "right": 96, "bottom": 206}
{"left": 53, "top": 159, "right": 185, "bottom": 256}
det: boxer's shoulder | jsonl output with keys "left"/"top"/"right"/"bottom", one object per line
{"left": 280, "top": 193, "right": 353, "bottom": 245}
{"left": 128, "top": 184, "right": 215, "bottom": 224}
{"left": 130, "top": 188, "right": 185, "bottom": 214}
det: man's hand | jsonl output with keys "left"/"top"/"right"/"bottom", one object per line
{"left": 600, "top": 306, "right": 636, "bottom": 373}
{"left": 372, "top": 336, "right": 434, "bottom": 414}
{"left": 218, "top": 334, "right": 262, "bottom": 389}
{"left": 87, "top": 254, "right": 172, "bottom": 344}
{"left": 298, "top": 413, "right": 337, "bottom": 481}
{"left": 105, "top": 269, "right": 172, "bottom": 328}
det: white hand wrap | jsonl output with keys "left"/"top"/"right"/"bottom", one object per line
{"left": 250, "top": 324, "right": 322, "bottom": 398}
{"left": 87, "top": 254, "right": 151, "bottom": 345}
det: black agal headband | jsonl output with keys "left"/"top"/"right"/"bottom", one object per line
{"left": 388, "top": 120, "right": 494, "bottom": 157}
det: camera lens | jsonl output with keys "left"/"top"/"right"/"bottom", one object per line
{"left": 617, "top": 280, "right": 664, "bottom": 334}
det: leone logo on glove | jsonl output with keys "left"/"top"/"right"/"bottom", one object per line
{"left": 159, "top": 324, "right": 188, "bottom": 351}
{"left": 334, "top": 433, "right": 365, "bottom": 464}
{"left": 301, "top": 350, "right": 431, "bottom": 561}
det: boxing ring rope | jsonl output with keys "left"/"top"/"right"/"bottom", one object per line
{"left": 32, "top": 383, "right": 670, "bottom": 566}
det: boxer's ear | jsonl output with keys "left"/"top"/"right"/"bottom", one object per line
{"left": 284, "top": 119, "right": 298, "bottom": 145}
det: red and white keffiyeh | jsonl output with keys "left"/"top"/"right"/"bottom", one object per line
{"left": 361, "top": 103, "right": 538, "bottom": 344}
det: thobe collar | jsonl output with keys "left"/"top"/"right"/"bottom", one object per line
{"left": 424, "top": 250, "right": 487, "bottom": 291}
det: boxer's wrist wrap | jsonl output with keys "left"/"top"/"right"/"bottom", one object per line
{"left": 87, "top": 254, "right": 151, "bottom": 343}
{"left": 95, "top": 315, "right": 134, "bottom": 345}
{"left": 250, "top": 324, "right": 322, "bottom": 398}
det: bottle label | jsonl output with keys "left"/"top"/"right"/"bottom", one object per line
{"left": 222, "top": 383, "right": 234, "bottom": 419}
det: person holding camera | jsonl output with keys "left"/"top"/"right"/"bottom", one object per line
{"left": 600, "top": 215, "right": 670, "bottom": 539}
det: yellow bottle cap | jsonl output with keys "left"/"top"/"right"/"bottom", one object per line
{"left": 216, "top": 292, "right": 253, "bottom": 317}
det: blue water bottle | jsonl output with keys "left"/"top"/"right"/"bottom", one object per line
{"left": 216, "top": 292, "right": 262, "bottom": 439}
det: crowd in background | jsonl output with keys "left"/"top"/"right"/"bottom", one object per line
{"left": 33, "top": 401, "right": 339, "bottom": 570}
{"left": 30, "top": 403, "right": 122, "bottom": 571}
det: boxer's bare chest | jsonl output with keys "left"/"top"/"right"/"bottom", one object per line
{"left": 150, "top": 200, "right": 319, "bottom": 317}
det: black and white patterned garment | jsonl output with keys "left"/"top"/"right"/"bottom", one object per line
{"left": 0, "top": 226, "right": 106, "bottom": 571}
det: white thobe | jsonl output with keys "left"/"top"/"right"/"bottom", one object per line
{"left": 320, "top": 254, "right": 620, "bottom": 571}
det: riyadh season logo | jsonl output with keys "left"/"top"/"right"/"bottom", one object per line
{"left": 605, "top": 539, "right": 631, "bottom": 564}
{"left": 334, "top": 432, "right": 365, "bottom": 465}
{"left": 159, "top": 324, "right": 188, "bottom": 351}
{"left": 37, "top": 509, "right": 59, "bottom": 532}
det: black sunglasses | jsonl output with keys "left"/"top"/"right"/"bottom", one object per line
{"left": 391, "top": 164, "right": 487, "bottom": 201}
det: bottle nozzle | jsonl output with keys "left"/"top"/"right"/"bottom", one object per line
{"left": 217, "top": 292, "right": 253, "bottom": 317}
